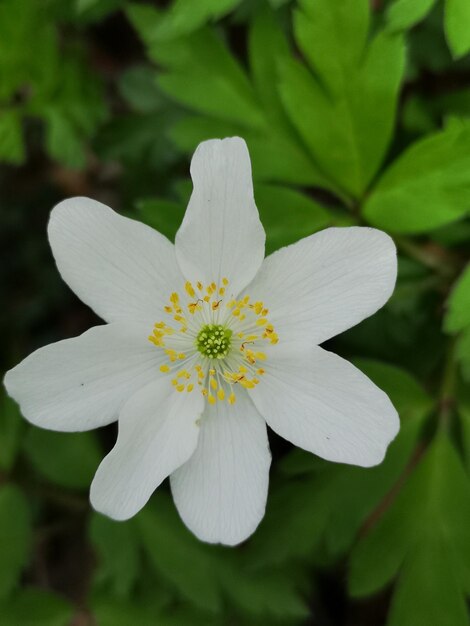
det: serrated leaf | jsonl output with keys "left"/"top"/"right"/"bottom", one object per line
{"left": 445, "top": 264, "right": 470, "bottom": 333}
{"left": 24, "top": 429, "right": 101, "bottom": 490}
{"left": 279, "top": 0, "right": 405, "bottom": 197}
{"left": 136, "top": 493, "right": 222, "bottom": 612}
{"left": 0, "top": 589, "right": 73, "bottom": 626}
{"left": 0, "top": 485, "right": 31, "bottom": 599}
{"left": 89, "top": 514, "right": 140, "bottom": 597}
{"left": 0, "top": 394, "right": 24, "bottom": 472}
{"left": 363, "top": 124, "right": 470, "bottom": 233}
{"left": 445, "top": 0, "right": 470, "bottom": 59}
{"left": 386, "top": 0, "right": 436, "bottom": 32}
{"left": 0, "top": 111, "right": 25, "bottom": 165}
{"left": 349, "top": 434, "right": 470, "bottom": 625}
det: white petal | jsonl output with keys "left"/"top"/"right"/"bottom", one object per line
{"left": 170, "top": 391, "right": 271, "bottom": 546}
{"left": 90, "top": 379, "right": 203, "bottom": 521}
{"left": 244, "top": 227, "right": 397, "bottom": 345}
{"left": 175, "top": 138, "right": 265, "bottom": 296}
{"left": 250, "top": 344, "right": 399, "bottom": 467}
{"left": 48, "top": 197, "right": 182, "bottom": 325}
{"left": 4, "top": 323, "right": 163, "bottom": 432}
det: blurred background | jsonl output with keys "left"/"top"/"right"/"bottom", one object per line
{"left": 1, "top": 0, "right": 470, "bottom": 624}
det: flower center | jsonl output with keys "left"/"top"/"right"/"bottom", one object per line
{"left": 196, "top": 324, "right": 233, "bottom": 359}
{"left": 148, "top": 279, "right": 278, "bottom": 405}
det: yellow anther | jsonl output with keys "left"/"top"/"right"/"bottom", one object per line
{"left": 185, "top": 281, "right": 195, "bottom": 297}
{"left": 254, "top": 302, "right": 263, "bottom": 315}
{"left": 239, "top": 366, "right": 248, "bottom": 373}
{"left": 203, "top": 295, "right": 210, "bottom": 303}
{"left": 174, "top": 314, "right": 185, "bottom": 322}
{"left": 172, "top": 379, "right": 178, "bottom": 386}
{"left": 170, "top": 292, "right": 179, "bottom": 304}
{"left": 176, "top": 384, "right": 185, "bottom": 392}
{"left": 197, "top": 281, "right": 203, "bottom": 290}
{"left": 178, "top": 353, "right": 186, "bottom": 360}
{"left": 211, "top": 300, "right": 221, "bottom": 310}
{"left": 256, "top": 318, "right": 268, "bottom": 326}
{"left": 210, "top": 378, "right": 218, "bottom": 390}
{"left": 209, "top": 369, "right": 215, "bottom": 375}
{"left": 164, "top": 306, "right": 173, "bottom": 314}
{"left": 255, "top": 352, "right": 267, "bottom": 360}
{"left": 160, "top": 364, "right": 170, "bottom": 373}
{"left": 257, "top": 368, "right": 265, "bottom": 376}
{"left": 222, "top": 277, "right": 229, "bottom": 286}
{"left": 232, "top": 309, "right": 240, "bottom": 316}
{"left": 229, "top": 392, "right": 236, "bottom": 404}
{"left": 208, "top": 394, "right": 216, "bottom": 405}
{"left": 262, "top": 308, "right": 269, "bottom": 316}
{"left": 187, "top": 384, "right": 194, "bottom": 392}
{"left": 219, "top": 287, "right": 225, "bottom": 296}
{"left": 217, "top": 388, "right": 225, "bottom": 401}
{"left": 211, "top": 282, "right": 216, "bottom": 291}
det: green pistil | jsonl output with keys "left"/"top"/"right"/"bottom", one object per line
{"left": 196, "top": 324, "right": 233, "bottom": 359}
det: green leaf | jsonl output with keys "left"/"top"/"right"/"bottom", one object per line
{"left": 0, "top": 589, "right": 73, "bottom": 626}
{"left": 89, "top": 514, "right": 141, "bottom": 598}
{"left": 0, "top": 485, "right": 31, "bottom": 599}
{"left": 352, "top": 358, "right": 433, "bottom": 417}
{"left": 255, "top": 184, "right": 331, "bottom": 253}
{"left": 219, "top": 560, "right": 309, "bottom": 619}
{"left": 136, "top": 198, "right": 185, "bottom": 242}
{"left": 279, "top": 0, "right": 405, "bottom": 197}
{"left": 129, "top": 11, "right": 264, "bottom": 130}
{"left": 144, "top": 0, "right": 241, "bottom": 41}
{"left": 445, "top": 0, "right": 470, "bottom": 59}
{"left": 457, "top": 327, "right": 470, "bottom": 381}
{"left": 363, "top": 124, "right": 470, "bottom": 233}
{"left": 170, "top": 115, "right": 329, "bottom": 187}
{"left": 118, "top": 65, "right": 166, "bottom": 113}
{"left": 388, "top": 538, "right": 469, "bottom": 626}
{"left": 0, "top": 110, "right": 25, "bottom": 165}
{"left": 445, "top": 264, "right": 470, "bottom": 333}
{"left": 24, "top": 429, "right": 101, "bottom": 490}
{"left": 386, "top": 0, "right": 436, "bottom": 31}
{"left": 254, "top": 361, "right": 430, "bottom": 564}
{"left": 349, "top": 434, "right": 470, "bottom": 625}
{"left": 136, "top": 493, "right": 222, "bottom": 612}
{"left": 0, "top": 394, "right": 24, "bottom": 472}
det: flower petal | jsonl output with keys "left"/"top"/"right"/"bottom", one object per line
{"left": 48, "top": 197, "right": 182, "bottom": 325}
{"left": 244, "top": 227, "right": 397, "bottom": 345}
{"left": 90, "top": 379, "right": 203, "bottom": 521}
{"left": 175, "top": 138, "right": 265, "bottom": 296}
{"left": 250, "top": 343, "right": 399, "bottom": 467}
{"left": 170, "top": 391, "right": 271, "bottom": 545}
{"left": 4, "top": 323, "right": 163, "bottom": 432}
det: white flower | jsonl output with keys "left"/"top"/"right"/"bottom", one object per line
{"left": 4, "top": 137, "right": 399, "bottom": 545}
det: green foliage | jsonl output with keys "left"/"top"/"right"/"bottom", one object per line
{"left": 0, "top": 486, "right": 31, "bottom": 599}
{"left": 363, "top": 124, "right": 470, "bottom": 233}
{"left": 0, "top": 0, "right": 107, "bottom": 168}
{"left": 349, "top": 434, "right": 470, "bottom": 625}
{"left": 0, "top": 394, "right": 24, "bottom": 472}
{"left": 89, "top": 514, "right": 141, "bottom": 598}
{"left": 23, "top": 429, "right": 101, "bottom": 490}
{"left": 446, "top": 0, "right": 470, "bottom": 58}
{"left": 0, "top": 589, "right": 73, "bottom": 626}
{"left": 282, "top": 0, "right": 405, "bottom": 197}
{"left": 2, "top": 0, "right": 470, "bottom": 624}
